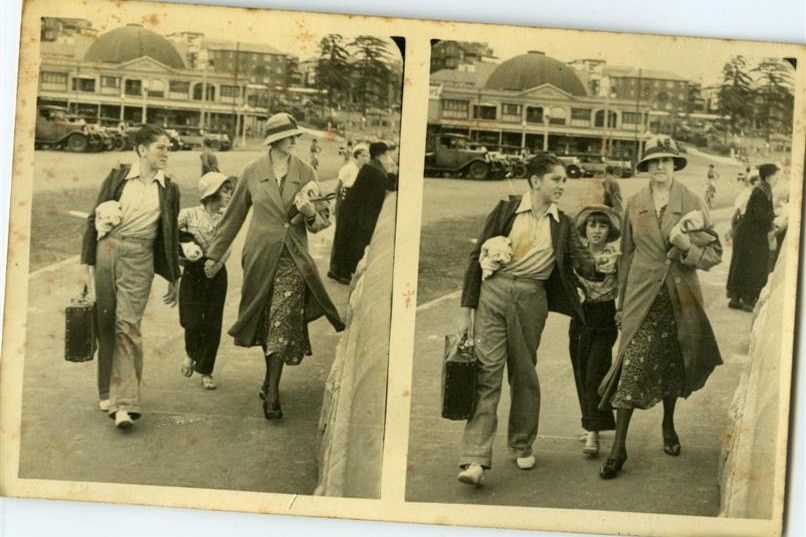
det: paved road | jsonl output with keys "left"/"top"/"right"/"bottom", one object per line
{"left": 407, "top": 154, "right": 753, "bottom": 515}
{"left": 19, "top": 201, "right": 349, "bottom": 494}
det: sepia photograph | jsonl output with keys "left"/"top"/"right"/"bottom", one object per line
{"left": 13, "top": 3, "right": 403, "bottom": 499}
{"left": 2, "top": 1, "right": 805, "bottom": 537}
{"left": 407, "top": 34, "right": 802, "bottom": 523}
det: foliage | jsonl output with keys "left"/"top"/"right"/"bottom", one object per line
{"left": 315, "top": 34, "right": 353, "bottom": 108}
{"left": 719, "top": 55, "right": 755, "bottom": 136}
{"left": 752, "top": 58, "right": 795, "bottom": 138}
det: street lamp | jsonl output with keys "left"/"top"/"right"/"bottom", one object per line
{"left": 141, "top": 79, "right": 150, "bottom": 124}
{"left": 542, "top": 108, "right": 551, "bottom": 151}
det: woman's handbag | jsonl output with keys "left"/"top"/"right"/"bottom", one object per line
{"left": 441, "top": 333, "right": 478, "bottom": 420}
{"left": 64, "top": 285, "right": 97, "bottom": 362}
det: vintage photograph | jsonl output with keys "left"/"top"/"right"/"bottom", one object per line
{"left": 16, "top": 5, "right": 403, "bottom": 498}
{"left": 407, "top": 36, "right": 801, "bottom": 522}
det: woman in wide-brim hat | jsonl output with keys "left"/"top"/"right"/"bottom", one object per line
{"left": 569, "top": 205, "right": 621, "bottom": 458}
{"left": 204, "top": 112, "right": 344, "bottom": 420}
{"left": 597, "top": 137, "right": 723, "bottom": 479}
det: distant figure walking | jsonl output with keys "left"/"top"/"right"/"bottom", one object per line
{"left": 705, "top": 164, "right": 719, "bottom": 209}
{"left": 201, "top": 138, "right": 220, "bottom": 176}
{"left": 310, "top": 138, "right": 320, "bottom": 171}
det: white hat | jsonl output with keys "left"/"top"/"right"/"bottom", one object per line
{"left": 198, "top": 172, "right": 231, "bottom": 202}
{"left": 262, "top": 112, "right": 304, "bottom": 146}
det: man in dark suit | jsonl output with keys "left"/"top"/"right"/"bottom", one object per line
{"left": 328, "top": 141, "right": 395, "bottom": 284}
{"left": 81, "top": 125, "right": 181, "bottom": 429}
{"left": 457, "top": 154, "right": 603, "bottom": 486}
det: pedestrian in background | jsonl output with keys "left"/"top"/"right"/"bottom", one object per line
{"left": 309, "top": 138, "right": 320, "bottom": 171}
{"left": 81, "top": 125, "right": 181, "bottom": 429}
{"left": 177, "top": 172, "right": 234, "bottom": 390}
{"left": 200, "top": 138, "right": 220, "bottom": 176}
{"left": 598, "top": 138, "right": 723, "bottom": 480}
{"left": 328, "top": 142, "right": 396, "bottom": 285}
{"left": 456, "top": 154, "right": 601, "bottom": 487}
{"left": 569, "top": 205, "right": 620, "bottom": 458}
{"left": 726, "top": 168, "right": 759, "bottom": 310}
{"left": 204, "top": 113, "right": 344, "bottom": 420}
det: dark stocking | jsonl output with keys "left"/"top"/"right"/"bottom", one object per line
{"left": 610, "top": 408, "right": 633, "bottom": 459}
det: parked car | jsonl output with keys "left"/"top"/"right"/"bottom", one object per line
{"left": 68, "top": 115, "right": 114, "bottom": 151}
{"left": 424, "top": 133, "right": 507, "bottom": 180}
{"left": 605, "top": 156, "right": 634, "bottom": 178}
{"left": 575, "top": 153, "right": 608, "bottom": 177}
{"left": 35, "top": 105, "right": 106, "bottom": 152}
{"left": 120, "top": 122, "right": 183, "bottom": 152}
{"left": 170, "top": 126, "right": 231, "bottom": 151}
{"left": 556, "top": 154, "right": 582, "bottom": 178}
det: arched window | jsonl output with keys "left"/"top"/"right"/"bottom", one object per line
{"left": 549, "top": 106, "right": 567, "bottom": 125}
{"left": 594, "top": 110, "right": 618, "bottom": 128}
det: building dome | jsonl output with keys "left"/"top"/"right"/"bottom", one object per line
{"left": 84, "top": 24, "right": 185, "bottom": 68}
{"left": 484, "top": 51, "right": 587, "bottom": 96}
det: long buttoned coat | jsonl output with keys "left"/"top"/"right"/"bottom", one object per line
{"left": 599, "top": 179, "right": 723, "bottom": 405}
{"left": 206, "top": 153, "right": 345, "bottom": 348}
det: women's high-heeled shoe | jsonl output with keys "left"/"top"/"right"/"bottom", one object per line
{"left": 263, "top": 399, "right": 283, "bottom": 420}
{"left": 599, "top": 453, "right": 627, "bottom": 479}
{"left": 663, "top": 430, "right": 681, "bottom": 456}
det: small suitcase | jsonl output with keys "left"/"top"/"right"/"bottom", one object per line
{"left": 441, "top": 333, "right": 478, "bottom": 421}
{"left": 65, "top": 286, "right": 97, "bottom": 362}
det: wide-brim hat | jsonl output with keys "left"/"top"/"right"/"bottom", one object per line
{"left": 575, "top": 204, "right": 621, "bottom": 242}
{"left": 263, "top": 112, "right": 304, "bottom": 146}
{"left": 199, "top": 172, "right": 232, "bottom": 202}
{"left": 636, "top": 136, "right": 687, "bottom": 172}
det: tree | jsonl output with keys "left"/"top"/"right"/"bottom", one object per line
{"left": 752, "top": 58, "right": 795, "bottom": 138}
{"left": 719, "top": 56, "right": 755, "bottom": 136}
{"left": 348, "top": 35, "right": 394, "bottom": 115}
{"left": 315, "top": 34, "right": 352, "bottom": 108}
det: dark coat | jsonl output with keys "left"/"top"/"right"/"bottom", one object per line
{"left": 206, "top": 153, "right": 344, "bottom": 348}
{"left": 81, "top": 164, "right": 181, "bottom": 283}
{"left": 461, "top": 196, "right": 597, "bottom": 320}
{"left": 598, "top": 179, "right": 723, "bottom": 404}
{"left": 330, "top": 159, "right": 391, "bottom": 276}
{"left": 726, "top": 180, "right": 774, "bottom": 299}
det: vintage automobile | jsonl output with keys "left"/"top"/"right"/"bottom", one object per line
{"left": 35, "top": 105, "right": 106, "bottom": 152}
{"left": 556, "top": 154, "right": 583, "bottom": 179}
{"left": 424, "top": 133, "right": 507, "bottom": 180}
{"left": 170, "top": 126, "right": 232, "bottom": 151}
{"left": 604, "top": 155, "right": 634, "bottom": 178}
{"left": 120, "top": 122, "right": 183, "bottom": 152}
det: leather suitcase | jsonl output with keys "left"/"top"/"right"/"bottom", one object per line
{"left": 441, "top": 334, "right": 478, "bottom": 420}
{"left": 65, "top": 287, "right": 97, "bottom": 362}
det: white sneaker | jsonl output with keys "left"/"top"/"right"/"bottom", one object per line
{"left": 516, "top": 455, "right": 536, "bottom": 470}
{"left": 457, "top": 463, "right": 485, "bottom": 487}
{"left": 114, "top": 411, "right": 133, "bottom": 429}
{"left": 99, "top": 400, "right": 110, "bottom": 412}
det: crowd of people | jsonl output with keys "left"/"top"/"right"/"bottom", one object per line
{"left": 455, "top": 137, "right": 787, "bottom": 487}
{"left": 81, "top": 113, "right": 396, "bottom": 429}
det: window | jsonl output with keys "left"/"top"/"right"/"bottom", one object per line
{"left": 570, "top": 108, "right": 591, "bottom": 127}
{"left": 502, "top": 103, "right": 522, "bottom": 116}
{"left": 549, "top": 107, "right": 567, "bottom": 125}
{"left": 146, "top": 80, "right": 165, "bottom": 98}
{"left": 169, "top": 81, "right": 190, "bottom": 93}
{"left": 72, "top": 77, "right": 96, "bottom": 92}
{"left": 40, "top": 71, "right": 68, "bottom": 91}
{"left": 101, "top": 76, "right": 120, "bottom": 88}
{"left": 472, "top": 105, "right": 497, "bottom": 120}
{"left": 442, "top": 99, "right": 469, "bottom": 119}
{"left": 622, "top": 112, "right": 642, "bottom": 125}
{"left": 220, "top": 85, "right": 240, "bottom": 98}
{"left": 125, "top": 79, "right": 142, "bottom": 96}
{"left": 525, "top": 106, "right": 544, "bottom": 124}
{"left": 667, "top": 80, "right": 674, "bottom": 89}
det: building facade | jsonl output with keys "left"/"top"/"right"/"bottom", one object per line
{"left": 429, "top": 52, "right": 653, "bottom": 159}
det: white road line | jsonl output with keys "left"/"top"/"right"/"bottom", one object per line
{"left": 68, "top": 210, "right": 88, "bottom": 218}
{"left": 417, "top": 290, "right": 461, "bottom": 312}
{"left": 30, "top": 255, "right": 81, "bottom": 278}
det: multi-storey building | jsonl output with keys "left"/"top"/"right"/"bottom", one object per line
{"left": 430, "top": 41, "right": 494, "bottom": 73}
{"left": 429, "top": 51, "right": 653, "bottom": 159}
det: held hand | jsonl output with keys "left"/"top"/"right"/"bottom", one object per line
{"left": 163, "top": 281, "right": 179, "bottom": 307}
{"left": 80, "top": 264, "right": 96, "bottom": 298}
{"left": 594, "top": 253, "right": 617, "bottom": 274}
{"left": 295, "top": 193, "right": 316, "bottom": 218}
{"left": 206, "top": 260, "right": 223, "bottom": 278}
{"left": 614, "top": 310, "right": 623, "bottom": 330}
{"left": 203, "top": 259, "right": 217, "bottom": 278}
{"left": 669, "top": 227, "right": 692, "bottom": 252}
{"left": 460, "top": 307, "right": 475, "bottom": 344}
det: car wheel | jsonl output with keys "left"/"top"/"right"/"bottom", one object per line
{"left": 112, "top": 137, "right": 127, "bottom": 151}
{"left": 611, "top": 166, "right": 624, "bottom": 178}
{"left": 567, "top": 164, "right": 581, "bottom": 179}
{"left": 466, "top": 161, "right": 489, "bottom": 180}
{"left": 209, "top": 140, "right": 222, "bottom": 151}
{"left": 66, "top": 133, "right": 89, "bottom": 152}
{"left": 511, "top": 163, "right": 527, "bottom": 178}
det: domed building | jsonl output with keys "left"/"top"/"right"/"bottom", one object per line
{"left": 84, "top": 24, "right": 185, "bottom": 68}
{"left": 428, "top": 50, "right": 653, "bottom": 161}
{"left": 484, "top": 51, "right": 587, "bottom": 96}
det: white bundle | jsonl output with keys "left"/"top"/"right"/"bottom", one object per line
{"left": 95, "top": 200, "right": 122, "bottom": 240}
{"left": 479, "top": 235, "right": 513, "bottom": 280}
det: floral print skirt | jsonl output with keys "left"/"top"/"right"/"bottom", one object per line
{"left": 610, "top": 285, "right": 685, "bottom": 410}
{"left": 258, "top": 249, "right": 311, "bottom": 365}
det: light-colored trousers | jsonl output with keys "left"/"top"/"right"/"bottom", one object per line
{"left": 459, "top": 274, "right": 548, "bottom": 469}
{"left": 95, "top": 234, "right": 155, "bottom": 418}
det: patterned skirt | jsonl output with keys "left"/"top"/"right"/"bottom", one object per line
{"left": 610, "top": 285, "right": 685, "bottom": 410}
{"left": 258, "top": 249, "right": 312, "bottom": 365}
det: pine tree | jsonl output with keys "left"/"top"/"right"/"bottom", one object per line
{"left": 719, "top": 56, "right": 755, "bottom": 137}
{"left": 752, "top": 58, "right": 795, "bottom": 139}
{"left": 348, "top": 35, "right": 394, "bottom": 115}
{"left": 315, "top": 34, "right": 351, "bottom": 109}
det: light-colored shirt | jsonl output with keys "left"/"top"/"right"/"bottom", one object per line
{"left": 178, "top": 205, "right": 231, "bottom": 262}
{"left": 499, "top": 194, "right": 559, "bottom": 281}
{"left": 115, "top": 161, "right": 163, "bottom": 240}
{"left": 338, "top": 160, "right": 360, "bottom": 189}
